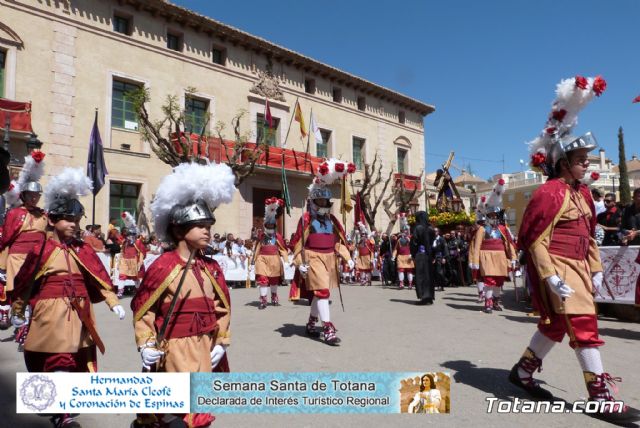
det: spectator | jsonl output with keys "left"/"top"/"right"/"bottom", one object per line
{"left": 591, "top": 188, "right": 606, "bottom": 216}
{"left": 621, "top": 188, "right": 640, "bottom": 245}
{"left": 597, "top": 192, "right": 621, "bottom": 246}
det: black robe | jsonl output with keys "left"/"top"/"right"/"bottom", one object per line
{"left": 410, "top": 215, "right": 435, "bottom": 301}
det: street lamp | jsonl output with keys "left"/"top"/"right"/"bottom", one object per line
{"left": 3, "top": 117, "right": 9, "bottom": 154}
{"left": 612, "top": 176, "right": 616, "bottom": 194}
{"left": 27, "top": 132, "right": 43, "bottom": 151}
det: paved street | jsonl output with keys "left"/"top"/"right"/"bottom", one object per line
{"left": 1, "top": 282, "right": 639, "bottom": 427}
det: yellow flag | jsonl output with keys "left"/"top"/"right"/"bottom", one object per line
{"left": 294, "top": 102, "right": 308, "bottom": 137}
{"left": 340, "top": 177, "right": 353, "bottom": 215}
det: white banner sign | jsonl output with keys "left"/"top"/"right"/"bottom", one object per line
{"left": 16, "top": 373, "right": 190, "bottom": 414}
{"left": 595, "top": 246, "right": 639, "bottom": 305}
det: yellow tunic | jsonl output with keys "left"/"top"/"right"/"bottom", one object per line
{"left": 4, "top": 211, "right": 48, "bottom": 292}
{"left": 25, "top": 248, "right": 119, "bottom": 353}
{"left": 469, "top": 226, "right": 515, "bottom": 277}
{"left": 294, "top": 243, "right": 351, "bottom": 291}
{"left": 529, "top": 190, "right": 602, "bottom": 315}
{"left": 134, "top": 266, "right": 230, "bottom": 373}
{"left": 254, "top": 240, "right": 288, "bottom": 278}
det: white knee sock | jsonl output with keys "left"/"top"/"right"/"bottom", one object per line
{"left": 493, "top": 287, "right": 502, "bottom": 298}
{"left": 270, "top": 285, "right": 278, "bottom": 295}
{"left": 485, "top": 288, "right": 494, "bottom": 299}
{"left": 575, "top": 347, "right": 604, "bottom": 375}
{"left": 398, "top": 272, "right": 405, "bottom": 283}
{"left": 477, "top": 282, "right": 484, "bottom": 293}
{"left": 527, "top": 330, "right": 556, "bottom": 359}
{"left": 259, "top": 287, "right": 268, "bottom": 297}
{"left": 317, "top": 298, "right": 330, "bottom": 323}
{"left": 517, "top": 330, "right": 556, "bottom": 379}
{"left": 310, "top": 297, "right": 319, "bottom": 318}
{"left": 407, "top": 273, "right": 414, "bottom": 283}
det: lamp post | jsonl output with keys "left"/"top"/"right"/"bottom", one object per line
{"left": 3, "top": 117, "right": 9, "bottom": 154}
{"left": 612, "top": 176, "right": 616, "bottom": 195}
{"left": 27, "top": 132, "right": 42, "bottom": 152}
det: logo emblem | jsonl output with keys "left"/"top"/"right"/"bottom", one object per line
{"left": 20, "top": 374, "right": 56, "bottom": 411}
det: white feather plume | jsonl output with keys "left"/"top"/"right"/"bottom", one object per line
{"left": 151, "top": 162, "right": 236, "bottom": 242}
{"left": 5, "top": 180, "right": 21, "bottom": 208}
{"left": 485, "top": 180, "right": 506, "bottom": 212}
{"left": 528, "top": 76, "right": 606, "bottom": 173}
{"left": 264, "top": 200, "right": 280, "bottom": 224}
{"left": 121, "top": 211, "right": 136, "bottom": 228}
{"left": 17, "top": 152, "right": 46, "bottom": 190}
{"left": 308, "top": 158, "right": 354, "bottom": 196}
{"left": 44, "top": 168, "right": 93, "bottom": 211}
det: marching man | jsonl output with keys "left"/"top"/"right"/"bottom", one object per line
{"left": 393, "top": 214, "right": 415, "bottom": 289}
{"left": 510, "top": 75, "right": 639, "bottom": 423}
{"left": 252, "top": 197, "right": 288, "bottom": 309}
{"left": 469, "top": 179, "right": 517, "bottom": 313}
{"left": 115, "top": 211, "right": 146, "bottom": 297}
{"left": 0, "top": 152, "right": 47, "bottom": 328}
{"left": 290, "top": 159, "right": 355, "bottom": 346}
{"left": 131, "top": 162, "right": 235, "bottom": 428}
{"left": 355, "top": 222, "right": 374, "bottom": 286}
{"left": 11, "top": 168, "right": 125, "bottom": 428}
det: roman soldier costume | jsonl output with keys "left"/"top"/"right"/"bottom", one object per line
{"left": 289, "top": 159, "right": 355, "bottom": 346}
{"left": 0, "top": 152, "right": 47, "bottom": 328}
{"left": 355, "top": 222, "right": 374, "bottom": 286}
{"left": 131, "top": 162, "right": 235, "bottom": 428}
{"left": 509, "top": 75, "right": 639, "bottom": 423}
{"left": 11, "top": 167, "right": 125, "bottom": 428}
{"left": 393, "top": 213, "right": 414, "bottom": 289}
{"left": 115, "top": 211, "right": 146, "bottom": 298}
{"left": 252, "top": 197, "right": 288, "bottom": 309}
{"left": 469, "top": 180, "right": 517, "bottom": 313}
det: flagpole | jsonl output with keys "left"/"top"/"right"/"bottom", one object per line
{"left": 92, "top": 108, "right": 98, "bottom": 226}
{"left": 281, "top": 97, "right": 299, "bottom": 148}
{"left": 303, "top": 108, "right": 312, "bottom": 173}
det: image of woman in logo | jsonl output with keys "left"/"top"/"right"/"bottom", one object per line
{"left": 407, "top": 373, "right": 442, "bottom": 413}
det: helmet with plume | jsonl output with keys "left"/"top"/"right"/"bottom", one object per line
{"left": 121, "top": 211, "right": 138, "bottom": 236}
{"left": 151, "top": 162, "right": 235, "bottom": 243}
{"left": 44, "top": 167, "right": 92, "bottom": 219}
{"left": 17, "top": 151, "right": 46, "bottom": 194}
{"left": 528, "top": 76, "right": 606, "bottom": 177}
{"left": 264, "top": 197, "right": 283, "bottom": 227}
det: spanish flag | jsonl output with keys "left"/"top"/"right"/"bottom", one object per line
{"left": 294, "top": 101, "right": 308, "bottom": 137}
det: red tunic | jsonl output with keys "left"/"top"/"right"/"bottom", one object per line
{"left": 518, "top": 179, "right": 596, "bottom": 322}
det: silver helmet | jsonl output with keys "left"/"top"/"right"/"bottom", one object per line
{"left": 22, "top": 181, "right": 43, "bottom": 193}
{"left": 309, "top": 186, "right": 332, "bottom": 201}
{"left": 169, "top": 199, "right": 215, "bottom": 227}
{"left": 48, "top": 197, "right": 85, "bottom": 218}
{"left": 549, "top": 132, "right": 598, "bottom": 167}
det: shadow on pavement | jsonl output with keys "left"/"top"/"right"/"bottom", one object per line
{"left": 441, "top": 296, "right": 477, "bottom": 302}
{"left": 388, "top": 298, "right": 419, "bottom": 305}
{"left": 441, "top": 360, "right": 561, "bottom": 402}
{"left": 598, "top": 327, "right": 640, "bottom": 341}
{"left": 499, "top": 314, "right": 538, "bottom": 324}
{"left": 274, "top": 323, "right": 320, "bottom": 342}
{"left": 446, "top": 303, "right": 484, "bottom": 312}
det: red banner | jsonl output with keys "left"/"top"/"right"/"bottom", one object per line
{"left": 0, "top": 98, "right": 33, "bottom": 133}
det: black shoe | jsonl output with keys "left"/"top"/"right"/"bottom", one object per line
{"left": 483, "top": 307, "right": 493, "bottom": 314}
{"left": 508, "top": 364, "right": 553, "bottom": 400}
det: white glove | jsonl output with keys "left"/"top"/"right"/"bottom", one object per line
{"left": 210, "top": 344, "right": 226, "bottom": 369}
{"left": 10, "top": 315, "right": 26, "bottom": 328}
{"left": 347, "top": 259, "right": 355, "bottom": 271}
{"left": 469, "top": 263, "right": 479, "bottom": 270}
{"left": 112, "top": 305, "right": 126, "bottom": 320}
{"left": 511, "top": 260, "right": 517, "bottom": 268}
{"left": 545, "top": 275, "right": 575, "bottom": 299}
{"left": 592, "top": 272, "right": 603, "bottom": 290}
{"left": 140, "top": 343, "right": 164, "bottom": 369}
{"left": 299, "top": 264, "right": 309, "bottom": 276}
{"left": 391, "top": 258, "right": 396, "bottom": 263}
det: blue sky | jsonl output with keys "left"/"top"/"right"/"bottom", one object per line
{"left": 175, "top": 0, "right": 640, "bottom": 179}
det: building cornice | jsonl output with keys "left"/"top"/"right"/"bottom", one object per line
{"left": 123, "top": 0, "right": 435, "bottom": 117}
